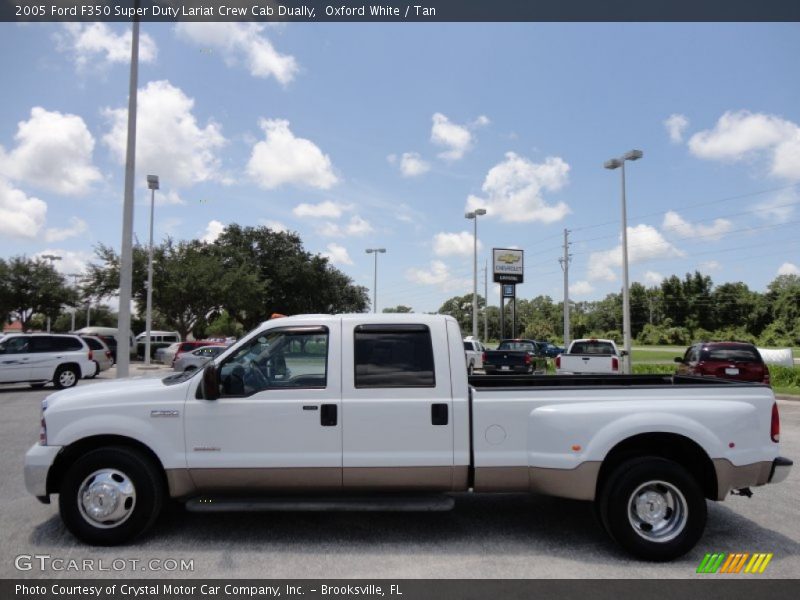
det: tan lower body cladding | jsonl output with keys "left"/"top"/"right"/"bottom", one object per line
{"left": 473, "top": 463, "right": 601, "bottom": 500}
{"left": 167, "top": 460, "right": 775, "bottom": 501}
{"left": 166, "top": 466, "right": 468, "bottom": 497}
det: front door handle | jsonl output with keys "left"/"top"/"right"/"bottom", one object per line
{"left": 431, "top": 403, "right": 448, "bottom": 426}
{"left": 320, "top": 404, "right": 337, "bottom": 426}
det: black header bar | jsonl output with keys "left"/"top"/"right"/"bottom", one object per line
{"left": 4, "top": 0, "right": 800, "bottom": 23}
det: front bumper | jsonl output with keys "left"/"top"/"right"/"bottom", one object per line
{"left": 24, "top": 443, "right": 62, "bottom": 501}
{"left": 769, "top": 456, "right": 793, "bottom": 484}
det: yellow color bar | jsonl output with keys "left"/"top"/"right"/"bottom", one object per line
{"left": 758, "top": 553, "right": 774, "bottom": 573}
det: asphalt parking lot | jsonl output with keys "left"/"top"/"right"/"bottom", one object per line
{"left": 1, "top": 373, "right": 798, "bottom": 579}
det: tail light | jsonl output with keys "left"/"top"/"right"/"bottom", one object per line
{"left": 106, "top": 350, "right": 112, "bottom": 359}
{"left": 611, "top": 356, "right": 619, "bottom": 371}
{"left": 88, "top": 350, "right": 93, "bottom": 361}
{"left": 524, "top": 354, "right": 532, "bottom": 365}
{"left": 555, "top": 355, "right": 561, "bottom": 369}
{"left": 482, "top": 352, "right": 487, "bottom": 364}
{"left": 763, "top": 366, "right": 771, "bottom": 386}
{"left": 771, "top": 402, "right": 780, "bottom": 443}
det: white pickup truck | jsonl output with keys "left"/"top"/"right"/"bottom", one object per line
{"left": 24, "top": 314, "right": 791, "bottom": 561}
{"left": 555, "top": 338, "right": 623, "bottom": 375}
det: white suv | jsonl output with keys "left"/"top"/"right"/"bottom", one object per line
{"left": 0, "top": 334, "right": 95, "bottom": 389}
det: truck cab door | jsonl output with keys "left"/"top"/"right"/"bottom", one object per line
{"left": 184, "top": 323, "right": 342, "bottom": 493}
{"left": 341, "top": 322, "right": 456, "bottom": 491}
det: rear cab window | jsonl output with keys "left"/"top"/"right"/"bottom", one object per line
{"left": 570, "top": 341, "right": 617, "bottom": 355}
{"left": 354, "top": 324, "right": 435, "bottom": 388}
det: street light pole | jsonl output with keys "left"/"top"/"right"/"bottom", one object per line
{"left": 365, "top": 248, "right": 386, "bottom": 313}
{"left": 604, "top": 149, "right": 643, "bottom": 374}
{"left": 41, "top": 254, "right": 62, "bottom": 332}
{"left": 116, "top": 0, "right": 141, "bottom": 378}
{"left": 144, "top": 175, "right": 159, "bottom": 366}
{"left": 67, "top": 273, "right": 82, "bottom": 332}
{"left": 465, "top": 208, "right": 487, "bottom": 340}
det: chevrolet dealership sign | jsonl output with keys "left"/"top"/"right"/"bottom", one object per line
{"left": 493, "top": 248, "right": 524, "bottom": 284}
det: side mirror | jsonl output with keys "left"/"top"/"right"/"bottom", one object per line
{"left": 673, "top": 357, "right": 683, "bottom": 364}
{"left": 201, "top": 363, "right": 220, "bottom": 400}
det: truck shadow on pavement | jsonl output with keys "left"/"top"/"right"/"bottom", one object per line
{"left": 28, "top": 492, "right": 800, "bottom": 568}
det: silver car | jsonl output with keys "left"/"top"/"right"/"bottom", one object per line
{"left": 173, "top": 345, "right": 227, "bottom": 372}
{"left": 79, "top": 335, "right": 113, "bottom": 376}
{"left": 155, "top": 342, "right": 182, "bottom": 365}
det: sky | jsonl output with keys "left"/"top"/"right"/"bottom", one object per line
{"left": 1, "top": 22, "right": 799, "bottom": 314}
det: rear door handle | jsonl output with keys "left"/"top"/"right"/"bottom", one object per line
{"left": 431, "top": 403, "right": 448, "bottom": 426}
{"left": 320, "top": 404, "right": 337, "bottom": 426}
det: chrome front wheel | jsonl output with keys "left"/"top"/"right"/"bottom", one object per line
{"left": 78, "top": 469, "right": 137, "bottom": 528}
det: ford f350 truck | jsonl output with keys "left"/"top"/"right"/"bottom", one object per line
{"left": 24, "top": 314, "right": 791, "bottom": 561}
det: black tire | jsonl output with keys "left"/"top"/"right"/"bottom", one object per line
{"left": 53, "top": 365, "right": 79, "bottom": 389}
{"left": 597, "top": 457, "right": 706, "bottom": 561}
{"left": 58, "top": 446, "right": 164, "bottom": 546}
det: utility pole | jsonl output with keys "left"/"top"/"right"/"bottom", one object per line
{"left": 483, "top": 261, "right": 488, "bottom": 341}
{"left": 559, "top": 228, "right": 571, "bottom": 347}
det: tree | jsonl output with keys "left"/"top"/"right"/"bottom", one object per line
{"left": 437, "top": 294, "right": 484, "bottom": 334}
{"left": 2, "top": 256, "right": 77, "bottom": 331}
{"left": 0, "top": 258, "right": 10, "bottom": 325}
{"left": 383, "top": 305, "right": 413, "bottom": 313}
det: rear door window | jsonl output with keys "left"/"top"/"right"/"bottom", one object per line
{"left": 354, "top": 325, "right": 435, "bottom": 388}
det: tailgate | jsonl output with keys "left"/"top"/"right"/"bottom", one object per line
{"left": 484, "top": 351, "right": 528, "bottom": 366}
{"left": 562, "top": 355, "right": 614, "bottom": 373}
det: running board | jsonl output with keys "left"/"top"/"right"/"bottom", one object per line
{"left": 185, "top": 495, "right": 455, "bottom": 513}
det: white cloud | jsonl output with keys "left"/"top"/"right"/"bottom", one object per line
{"left": 688, "top": 110, "right": 800, "bottom": 180}
{"left": 406, "top": 260, "right": 469, "bottom": 292}
{"left": 56, "top": 23, "right": 157, "bottom": 70}
{"left": 317, "top": 215, "right": 374, "bottom": 237}
{"left": 472, "top": 115, "right": 491, "bottom": 127}
{"left": 259, "top": 219, "right": 288, "bottom": 233}
{"left": 0, "top": 107, "right": 101, "bottom": 195}
{"left": 321, "top": 243, "right": 353, "bottom": 266}
{"left": 398, "top": 152, "right": 430, "bottom": 177}
{"left": 247, "top": 119, "right": 338, "bottom": 190}
{"left": 432, "top": 231, "right": 482, "bottom": 257}
{"left": 430, "top": 113, "right": 480, "bottom": 161}
{"left": 662, "top": 211, "right": 733, "bottom": 241}
{"left": 158, "top": 190, "right": 186, "bottom": 206}
{"left": 45, "top": 217, "right": 88, "bottom": 243}
{"left": 777, "top": 262, "right": 800, "bottom": 276}
{"left": 698, "top": 260, "right": 721, "bottom": 272}
{"left": 588, "top": 224, "right": 685, "bottom": 281}
{"left": 34, "top": 249, "right": 93, "bottom": 276}
{"left": 465, "top": 152, "right": 571, "bottom": 223}
{"left": 293, "top": 200, "right": 350, "bottom": 219}
{"left": 664, "top": 114, "right": 689, "bottom": 143}
{"left": 175, "top": 23, "right": 298, "bottom": 85}
{"left": 569, "top": 280, "right": 594, "bottom": 297}
{"left": 753, "top": 190, "right": 798, "bottom": 223}
{"left": 103, "top": 81, "right": 226, "bottom": 188}
{"left": 643, "top": 271, "right": 664, "bottom": 286}
{"left": 201, "top": 220, "right": 225, "bottom": 243}
{"left": 0, "top": 178, "right": 47, "bottom": 239}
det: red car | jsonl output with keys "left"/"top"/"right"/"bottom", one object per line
{"left": 675, "top": 342, "right": 770, "bottom": 384}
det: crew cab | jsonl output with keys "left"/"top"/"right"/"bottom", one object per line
{"left": 556, "top": 338, "right": 622, "bottom": 375}
{"left": 483, "top": 338, "right": 548, "bottom": 375}
{"left": 24, "top": 314, "right": 791, "bottom": 561}
{"left": 463, "top": 337, "right": 485, "bottom": 375}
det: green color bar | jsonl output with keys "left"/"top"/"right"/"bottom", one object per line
{"left": 697, "top": 554, "right": 713, "bottom": 573}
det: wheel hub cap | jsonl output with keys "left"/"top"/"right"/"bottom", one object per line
{"left": 78, "top": 469, "right": 136, "bottom": 528}
{"left": 627, "top": 480, "right": 688, "bottom": 543}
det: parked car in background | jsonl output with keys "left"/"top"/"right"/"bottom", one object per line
{"left": 463, "top": 337, "right": 486, "bottom": 375}
{"left": 539, "top": 341, "right": 565, "bottom": 358}
{"left": 555, "top": 338, "right": 622, "bottom": 375}
{"left": 155, "top": 342, "right": 182, "bottom": 366}
{"left": 135, "top": 331, "right": 181, "bottom": 360}
{"left": 173, "top": 345, "right": 228, "bottom": 372}
{"left": 0, "top": 334, "right": 94, "bottom": 388}
{"left": 483, "top": 339, "right": 548, "bottom": 375}
{"left": 72, "top": 327, "right": 134, "bottom": 364}
{"left": 675, "top": 342, "right": 770, "bottom": 384}
{"left": 171, "top": 341, "right": 227, "bottom": 367}
{"left": 78, "top": 336, "right": 113, "bottom": 377}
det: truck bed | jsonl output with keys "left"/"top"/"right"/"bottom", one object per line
{"left": 468, "top": 373, "right": 764, "bottom": 388}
